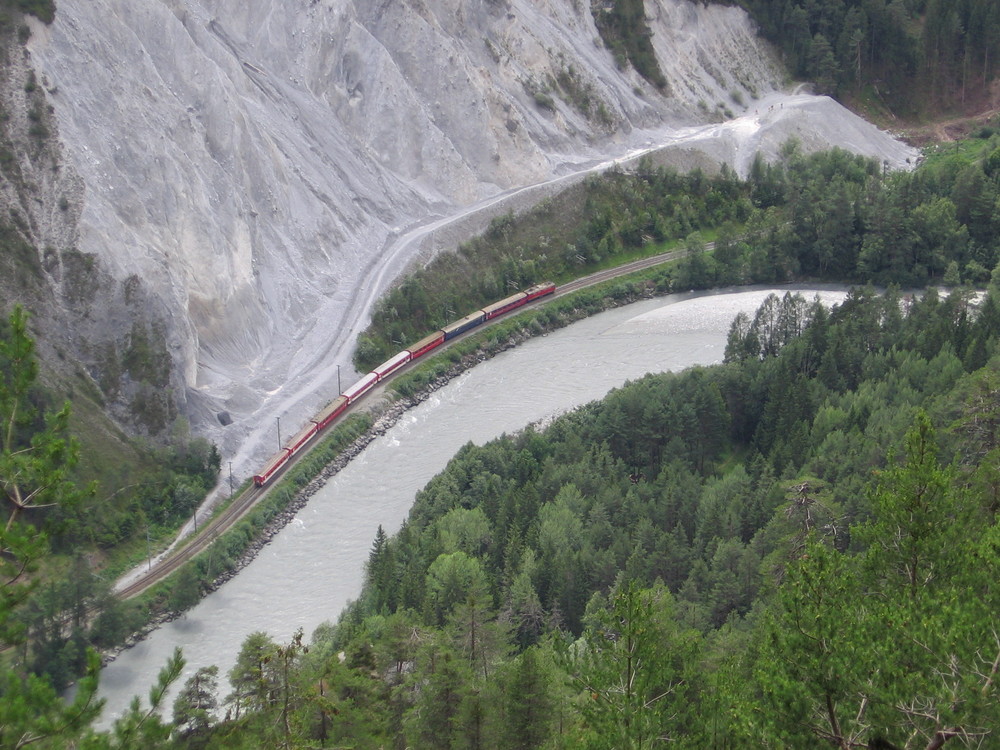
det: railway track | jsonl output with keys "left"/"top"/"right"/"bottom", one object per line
{"left": 555, "top": 243, "right": 708, "bottom": 297}
{"left": 117, "top": 243, "right": 704, "bottom": 600}
{"left": 116, "top": 484, "right": 266, "bottom": 599}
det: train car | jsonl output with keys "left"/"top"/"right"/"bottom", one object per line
{"left": 373, "top": 351, "right": 411, "bottom": 381}
{"left": 283, "top": 422, "right": 318, "bottom": 457}
{"left": 442, "top": 310, "right": 487, "bottom": 341}
{"left": 523, "top": 281, "right": 556, "bottom": 302}
{"left": 312, "top": 395, "right": 349, "bottom": 431}
{"left": 254, "top": 448, "right": 291, "bottom": 487}
{"left": 408, "top": 330, "right": 445, "bottom": 360}
{"left": 482, "top": 291, "right": 528, "bottom": 320}
{"left": 342, "top": 372, "right": 379, "bottom": 403}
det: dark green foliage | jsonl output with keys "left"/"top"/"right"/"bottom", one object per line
{"left": 356, "top": 164, "right": 754, "bottom": 370}
{"left": 740, "top": 415, "right": 1000, "bottom": 746}
{"left": 146, "top": 136, "right": 1000, "bottom": 746}
{"left": 591, "top": 0, "right": 668, "bottom": 90}
{"left": 497, "top": 647, "right": 554, "bottom": 749}
{"left": 171, "top": 276, "right": 1000, "bottom": 747}
{"left": 167, "top": 563, "right": 202, "bottom": 614}
{"left": 0, "top": 306, "right": 109, "bottom": 746}
{"left": 361, "top": 136, "right": 1000, "bottom": 375}
{"left": 3, "top": 0, "right": 55, "bottom": 24}
{"left": 730, "top": 0, "right": 1000, "bottom": 114}
{"left": 561, "top": 581, "right": 701, "bottom": 748}
{"left": 173, "top": 665, "right": 219, "bottom": 741}
{"left": 0, "top": 306, "right": 221, "bottom": 708}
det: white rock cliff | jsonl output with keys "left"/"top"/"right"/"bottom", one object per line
{"left": 21, "top": 0, "right": 914, "bottom": 477}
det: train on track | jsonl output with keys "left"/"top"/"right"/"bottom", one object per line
{"left": 252, "top": 281, "right": 556, "bottom": 486}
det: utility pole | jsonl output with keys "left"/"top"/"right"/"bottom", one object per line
{"left": 228, "top": 461, "right": 233, "bottom": 495}
{"left": 277, "top": 416, "right": 281, "bottom": 449}
{"left": 337, "top": 364, "right": 341, "bottom": 394}
{"left": 146, "top": 525, "right": 152, "bottom": 572}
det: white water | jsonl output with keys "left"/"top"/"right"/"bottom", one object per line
{"left": 95, "top": 285, "right": 848, "bottom": 727}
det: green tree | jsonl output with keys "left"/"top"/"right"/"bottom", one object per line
{"left": 499, "top": 646, "right": 555, "bottom": 750}
{"left": 0, "top": 649, "right": 104, "bottom": 750}
{"left": 743, "top": 415, "right": 1000, "bottom": 747}
{"left": 167, "top": 564, "right": 202, "bottom": 615}
{"left": 225, "top": 631, "right": 279, "bottom": 719}
{"left": 808, "top": 33, "right": 839, "bottom": 94}
{"left": 0, "top": 306, "right": 105, "bottom": 748}
{"left": 171, "top": 665, "right": 219, "bottom": 740}
{"left": 855, "top": 414, "right": 1000, "bottom": 746}
{"left": 563, "top": 581, "right": 701, "bottom": 749}
{"left": 745, "top": 534, "right": 867, "bottom": 747}
{"left": 0, "top": 306, "right": 91, "bottom": 643}
{"left": 94, "top": 647, "right": 184, "bottom": 749}
{"left": 425, "top": 551, "right": 489, "bottom": 625}
{"left": 403, "top": 636, "right": 474, "bottom": 750}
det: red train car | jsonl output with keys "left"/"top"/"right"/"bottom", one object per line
{"left": 523, "top": 281, "right": 556, "bottom": 302}
{"left": 283, "top": 422, "right": 318, "bottom": 457}
{"left": 482, "top": 291, "right": 528, "bottom": 320}
{"left": 312, "top": 395, "right": 349, "bottom": 431}
{"left": 254, "top": 448, "right": 291, "bottom": 487}
{"left": 408, "top": 330, "right": 445, "bottom": 360}
{"left": 251, "top": 281, "right": 557, "bottom": 488}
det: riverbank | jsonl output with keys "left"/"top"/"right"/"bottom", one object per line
{"left": 98, "top": 269, "right": 669, "bottom": 665}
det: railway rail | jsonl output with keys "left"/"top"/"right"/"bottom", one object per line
{"left": 118, "top": 243, "right": 702, "bottom": 600}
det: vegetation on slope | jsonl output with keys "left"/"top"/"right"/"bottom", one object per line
{"left": 359, "top": 127, "right": 1000, "bottom": 372}
{"left": 723, "top": 0, "right": 1000, "bottom": 118}
{"left": 591, "top": 0, "right": 668, "bottom": 90}
{"left": 354, "top": 163, "right": 749, "bottom": 370}
{"left": 592, "top": 0, "right": 1000, "bottom": 120}
{"left": 0, "top": 0, "right": 226, "bottom": 695}
{"left": 0, "top": 306, "right": 221, "bottom": 694}
{"left": 6, "top": 121, "right": 1000, "bottom": 744}
{"left": 0, "top": 0, "right": 54, "bottom": 25}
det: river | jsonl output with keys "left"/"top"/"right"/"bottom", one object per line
{"left": 94, "top": 284, "right": 848, "bottom": 727}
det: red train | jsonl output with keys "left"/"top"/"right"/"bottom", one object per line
{"left": 252, "top": 282, "right": 556, "bottom": 486}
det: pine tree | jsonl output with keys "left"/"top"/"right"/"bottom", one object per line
{"left": 172, "top": 665, "right": 219, "bottom": 739}
{"left": 0, "top": 306, "right": 104, "bottom": 747}
{"left": 563, "top": 580, "right": 701, "bottom": 748}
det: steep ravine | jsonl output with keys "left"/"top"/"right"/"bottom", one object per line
{"left": 18, "top": 0, "right": 914, "bottom": 482}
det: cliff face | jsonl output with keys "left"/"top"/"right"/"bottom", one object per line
{"left": 10, "top": 0, "right": 912, "bottom": 472}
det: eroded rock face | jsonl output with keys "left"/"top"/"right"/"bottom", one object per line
{"left": 18, "top": 0, "right": 912, "bottom": 471}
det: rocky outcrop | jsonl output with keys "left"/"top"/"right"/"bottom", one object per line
{"left": 11, "top": 0, "right": 913, "bottom": 471}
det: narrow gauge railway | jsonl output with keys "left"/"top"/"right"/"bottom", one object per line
{"left": 116, "top": 482, "right": 266, "bottom": 599}
{"left": 116, "top": 282, "right": 556, "bottom": 599}
{"left": 120, "top": 244, "right": 700, "bottom": 600}
{"left": 554, "top": 245, "right": 695, "bottom": 297}
{"left": 252, "top": 281, "right": 556, "bottom": 487}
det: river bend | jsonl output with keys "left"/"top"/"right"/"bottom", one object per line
{"left": 95, "top": 285, "right": 848, "bottom": 725}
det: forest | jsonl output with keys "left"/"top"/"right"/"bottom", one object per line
{"left": 140, "top": 128, "right": 1000, "bottom": 747}
{"left": 5, "top": 0, "right": 1000, "bottom": 744}
{"left": 356, "top": 128, "right": 1000, "bottom": 371}
{"left": 0, "top": 139, "right": 985, "bottom": 747}
{"left": 4, "top": 130, "right": 1000, "bottom": 749}
{"left": 718, "top": 0, "right": 1000, "bottom": 114}
{"left": 147, "top": 283, "right": 1000, "bottom": 748}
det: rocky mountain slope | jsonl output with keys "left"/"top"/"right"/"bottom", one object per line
{"left": 10, "top": 0, "right": 914, "bottom": 479}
